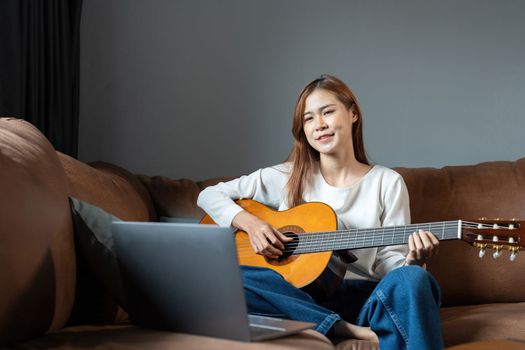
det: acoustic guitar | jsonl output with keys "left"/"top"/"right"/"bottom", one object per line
{"left": 200, "top": 199, "right": 524, "bottom": 299}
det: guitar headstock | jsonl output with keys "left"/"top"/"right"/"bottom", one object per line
{"left": 461, "top": 218, "right": 524, "bottom": 261}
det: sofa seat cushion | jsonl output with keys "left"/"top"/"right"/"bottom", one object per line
{"left": 446, "top": 339, "right": 525, "bottom": 350}
{"left": 441, "top": 302, "right": 525, "bottom": 347}
{"left": 13, "top": 324, "right": 334, "bottom": 350}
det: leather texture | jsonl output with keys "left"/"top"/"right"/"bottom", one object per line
{"left": 59, "top": 155, "right": 157, "bottom": 222}
{"left": 138, "top": 174, "right": 234, "bottom": 219}
{"left": 0, "top": 118, "right": 75, "bottom": 344}
{"left": 440, "top": 302, "right": 525, "bottom": 347}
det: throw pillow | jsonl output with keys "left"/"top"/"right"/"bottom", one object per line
{"left": 69, "top": 197, "right": 128, "bottom": 312}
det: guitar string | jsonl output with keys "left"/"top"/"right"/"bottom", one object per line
{"left": 282, "top": 224, "right": 459, "bottom": 254}
{"left": 289, "top": 221, "right": 515, "bottom": 253}
{"left": 234, "top": 222, "right": 462, "bottom": 255}
{"left": 232, "top": 220, "right": 508, "bottom": 253}
{"left": 234, "top": 222, "right": 513, "bottom": 255}
{"left": 234, "top": 221, "right": 517, "bottom": 255}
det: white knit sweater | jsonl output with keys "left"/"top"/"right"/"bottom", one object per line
{"left": 197, "top": 162, "right": 410, "bottom": 281}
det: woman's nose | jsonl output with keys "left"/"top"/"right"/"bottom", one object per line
{"left": 314, "top": 116, "right": 327, "bottom": 130}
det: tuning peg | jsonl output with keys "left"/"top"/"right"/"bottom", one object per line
{"left": 510, "top": 251, "right": 518, "bottom": 262}
{"left": 479, "top": 248, "right": 486, "bottom": 258}
{"left": 493, "top": 248, "right": 502, "bottom": 259}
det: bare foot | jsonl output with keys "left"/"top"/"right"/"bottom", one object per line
{"left": 332, "top": 320, "right": 379, "bottom": 343}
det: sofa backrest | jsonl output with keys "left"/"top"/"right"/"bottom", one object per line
{"left": 59, "top": 156, "right": 157, "bottom": 222}
{"left": 396, "top": 159, "right": 525, "bottom": 306}
{"left": 138, "top": 175, "right": 233, "bottom": 219}
{"left": 0, "top": 118, "right": 75, "bottom": 345}
{"left": 143, "top": 159, "right": 525, "bottom": 307}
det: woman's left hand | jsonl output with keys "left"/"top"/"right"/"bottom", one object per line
{"left": 405, "top": 230, "right": 440, "bottom": 266}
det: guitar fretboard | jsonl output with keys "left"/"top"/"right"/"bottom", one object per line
{"left": 292, "top": 220, "right": 461, "bottom": 254}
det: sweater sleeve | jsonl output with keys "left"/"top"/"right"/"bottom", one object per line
{"left": 196, "top": 164, "right": 289, "bottom": 227}
{"left": 373, "top": 174, "right": 411, "bottom": 277}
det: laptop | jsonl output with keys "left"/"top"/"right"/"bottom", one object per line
{"left": 111, "top": 221, "right": 315, "bottom": 342}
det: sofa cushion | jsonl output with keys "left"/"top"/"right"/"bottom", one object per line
{"left": 11, "top": 324, "right": 334, "bottom": 350}
{"left": 58, "top": 154, "right": 156, "bottom": 222}
{"left": 396, "top": 159, "right": 525, "bottom": 223}
{"left": 440, "top": 302, "right": 525, "bottom": 347}
{"left": 89, "top": 161, "right": 158, "bottom": 221}
{"left": 0, "top": 118, "right": 76, "bottom": 345}
{"left": 396, "top": 159, "right": 525, "bottom": 306}
{"left": 137, "top": 175, "right": 233, "bottom": 220}
{"left": 446, "top": 339, "right": 525, "bottom": 350}
{"left": 68, "top": 198, "right": 128, "bottom": 325}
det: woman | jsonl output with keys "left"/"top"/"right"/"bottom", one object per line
{"left": 197, "top": 74, "right": 443, "bottom": 349}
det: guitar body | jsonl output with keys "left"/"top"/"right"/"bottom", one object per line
{"left": 200, "top": 200, "right": 344, "bottom": 296}
{"left": 201, "top": 199, "right": 525, "bottom": 299}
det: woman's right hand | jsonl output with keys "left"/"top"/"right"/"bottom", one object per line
{"left": 232, "top": 210, "right": 293, "bottom": 259}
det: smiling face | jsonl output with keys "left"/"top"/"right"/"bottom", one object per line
{"left": 302, "top": 88, "right": 358, "bottom": 158}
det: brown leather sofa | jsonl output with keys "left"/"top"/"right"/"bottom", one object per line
{"left": 1, "top": 117, "right": 524, "bottom": 350}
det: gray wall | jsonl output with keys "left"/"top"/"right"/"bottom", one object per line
{"left": 79, "top": 0, "right": 525, "bottom": 180}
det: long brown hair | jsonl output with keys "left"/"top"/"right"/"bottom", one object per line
{"left": 286, "top": 74, "right": 369, "bottom": 207}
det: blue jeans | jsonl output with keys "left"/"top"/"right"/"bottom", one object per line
{"left": 241, "top": 265, "right": 443, "bottom": 350}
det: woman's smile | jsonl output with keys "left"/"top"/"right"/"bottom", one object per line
{"left": 316, "top": 133, "right": 335, "bottom": 142}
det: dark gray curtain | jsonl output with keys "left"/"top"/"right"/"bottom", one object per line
{"left": 0, "top": 0, "right": 83, "bottom": 157}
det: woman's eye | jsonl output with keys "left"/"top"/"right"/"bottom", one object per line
{"left": 324, "top": 110, "right": 334, "bottom": 116}
{"left": 304, "top": 116, "right": 313, "bottom": 122}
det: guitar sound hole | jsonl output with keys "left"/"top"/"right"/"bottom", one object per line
{"left": 266, "top": 232, "right": 299, "bottom": 265}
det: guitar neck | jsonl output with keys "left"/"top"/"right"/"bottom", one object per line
{"left": 293, "top": 220, "right": 462, "bottom": 254}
